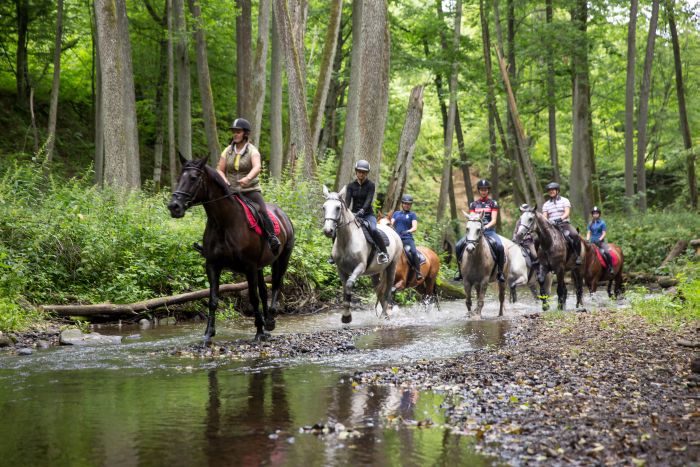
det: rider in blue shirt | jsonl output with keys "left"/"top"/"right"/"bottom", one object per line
{"left": 391, "top": 194, "right": 422, "bottom": 280}
{"left": 586, "top": 206, "right": 613, "bottom": 275}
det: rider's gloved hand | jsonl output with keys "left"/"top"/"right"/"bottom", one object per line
{"left": 356, "top": 209, "right": 365, "bottom": 217}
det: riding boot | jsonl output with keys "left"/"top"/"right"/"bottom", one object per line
{"left": 259, "top": 211, "right": 281, "bottom": 255}
{"left": 371, "top": 230, "right": 389, "bottom": 264}
{"left": 412, "top": 254, "right": 423, "bottom": 280}
{"left": 604, "top": 252, "right": 614, "bottom": 275}
{"left": 496, "top": 250, "right": 506, "bottom": 283}
{"left": 193, "top": 242, "right": 205, "bottom": 256}
{"left": 454, "top": 237, "right": 466, "bottom": 280}
{"left": 573, "top": 237, "right": 582, "bottom": 265}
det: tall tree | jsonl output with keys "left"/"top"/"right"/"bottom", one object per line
{"left": 174, "top": 0, "right": 191, "bottom": 160}
{"left": 337, "top": 0, "right": 390, "bottom": 186}
{"left": 545, "top": 0, "right": 560, "bottom": 184}
{"left": 189, "top": 0, "right": 220, "bottom": 165}
{"left": 383, "top": 85, "right": 425, "bottom": 213}
{"left": 92, "top": 1, "right": 104, "bottom": 186}
{"left": 636, "top": 0, "right": 660, "bottom": 212}
{"left": 273, "top": 0, "right": 315, "bottom": 179}
{"left": 624, "top": 0, "right": 639, "bottom": 206}
{"left": 667, "top": 0, "right": 697, "bottom": 209}
{"left": 570, "top": 0, "right": 594, "bottom": 219}
{"left": 15, "top": 0, "right": 29, "bottom": 107}
{"left": 269, "top": 5, "right": 284, "bottom": 179}
{"left": 437, "top": 0, "right": 461, "bottom": 222}
{"left": 45, "top": 0, "right": 64, "bottom": 167}
{"left": 94, "top": 0, "right": 140, "bottom": 190}
{"left": 236, "top": 0, "right": 253, "bottom": 120}
{"left": 480, "top": 0, "right": 499, "bottom": 206}
{"left": 250, "top": 0, "right": 270, "bottom": 146}
{"left": 167, "top": 0, "right": 176, "bottom": 189}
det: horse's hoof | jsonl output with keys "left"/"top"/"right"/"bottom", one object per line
{"left": 264, "top": 318, "right": 276, "bottom": 332}
{"left": 254, "top": 331, "right": 270, "bottom": 342}
{"left": 341, "top": 314, "right": 352, "bottom": 324}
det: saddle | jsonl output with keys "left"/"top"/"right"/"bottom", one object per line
{"left": 518, "top": 245, "right": 534, "bottom": 269}
{"left": 593, "top": 244, "right": 619, "bottom": 269}
{"left": 233, "top": 194, "right": 281, "bottom": 237}
{"left": 403, "top": 245, "right": 427, "bottom": 265}
{"left": 359, "top": 221, "right": 390, "bottom": 247}
{"left": 484, "top": 236, "right": 500, "bottom": 263}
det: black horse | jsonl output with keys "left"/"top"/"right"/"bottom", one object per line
{"left": 168, "top": 156, "right": 295, "bottom": 343}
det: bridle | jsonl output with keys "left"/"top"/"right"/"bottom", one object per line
{"left": 464, "top": 219, "right": 483, "bottom": 248}
{"left": 172, "top": 166, "right": 232, "bottom": 208}
{"left": 323, "top": 195, "right": 357, "bottom": 230}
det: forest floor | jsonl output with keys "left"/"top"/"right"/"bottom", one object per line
{"left": 354, "top": 310, "right": 699, "bottom": 466}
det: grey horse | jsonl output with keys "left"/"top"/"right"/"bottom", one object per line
{"left": 322, "top": 185, "right": 402, "bottom": 323}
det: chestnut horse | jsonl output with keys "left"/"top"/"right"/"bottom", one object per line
{"left": 168, "top": 156, "right": 295, "bottom": 344}
{"left": 582, "top": 240, "right": 624, "bottom": 298}
{"left": 377, "top": 214, "right": 441, "bottom": 300}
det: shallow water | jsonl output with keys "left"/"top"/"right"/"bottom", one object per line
{"left": 0, "top": 291, "right": 621, "bottom": 466}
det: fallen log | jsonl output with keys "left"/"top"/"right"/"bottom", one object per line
{"left": 659, "top": 240, "right": 688, "bottom": 268}
{"left": 41, "top": 276, "right": 271, "bottom": 317}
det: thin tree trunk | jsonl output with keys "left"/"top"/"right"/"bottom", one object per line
{"left": 636, "top": 0, "right": 659, "bottom": 212}
{"left": 92, "top": 1, "right": 104, "bottom": 186}
{"left": 174, "top": 0, "right": 191, "bottom": 161}
{"left": 29, "top": 87, "right": 39, "bottom": 154}
{"left": 273, "top": 0, "right": 315, "bottom": 180}
{"left": 16, "top": 0, "right": 29, "bottom": 107}
{"left": 545, "top": 0, "right": 560, "bottom": 183}
{"left": 309, "top": 0, "right": 343, "bottom": 156}
{"left": 269, "top": 5, "right": 284, "bottom": 179}
{"left": 250, "top": 0, "right": 270, "bottom": 146}
{"left": 318, "top": 22, "right": 347, "bottom": 162}
{"left": 338, "top": 0, "right": 390, "bottom": 186}
{"left": 667, "top": 0, "right": 696, "bottom": 209}
{"left": 45, "top": 0, "right": 64, "bottom": 168}
{"left": 236, "top": 0, "right": 253, "bottom": 119}
{"left": 189, "top": 0, "right": 221, "bottom": 165}
{"left": 455, "top": 107, "right": 474, "bottom": 206}
{"left": 437, "top": 0, "right": 461, "bottom": 222}
{"left": 383, "top": 85, "right": 425, "bottom": 213}
{"left": 480, "top": 0, "right": 498, "bottom": 206}
{"left": 167, "top": 0, "right": 176, "bottom": 189}
{"left": 624, "top": 0, "right": 639, "bottom": 205}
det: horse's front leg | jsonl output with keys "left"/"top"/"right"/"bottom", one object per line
{"left": 339, "top": 269, "right": 352, "bottom": 324}
{"left": 246, "top": 269, "right": 267, "bottom": 341}
{"left": 572, "top": 269, "right": 584, "bottom": 308}
{"left": 497, "top": 281, "right": 506, "bottom": 317}
{"left": 464, "top": 281, "right": 473, "bottom": 313}
{"left": 378, "top": 262, "right": 397, "bottom": 320}
{"left": 538, "top": 271, "right": 550, "bottom": 312}
{"left": 556, "top": 271, "right": 567, "bottom": 310}
{"left": 475, "top": 281, "right": 486, "bottom": 318}
{"left": 204, "top": 262, "right": 222, "bottom": 345}
{"left": 257, "top": 269, "right": 276, "bottom": 332}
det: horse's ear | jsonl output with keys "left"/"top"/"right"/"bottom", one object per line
{"left": 323, "top": 185, "right": 330, "bottom": 197}
{"left": 196, "top": 156, "right": 209, "bottom": 168}
{"left": 461, "top": 209, "right": 470, "bottom": 219}
{"left": 338, "top": 185, "right": 347, "bottom": 200}
{"left": 178, "top": 151, "right": 188, "bottom": 166}
{"left": 377, "top": 210, "right": 384, "bottom": 219}
{"left": 532, "top": 203, "right": 537, "bottom": 211}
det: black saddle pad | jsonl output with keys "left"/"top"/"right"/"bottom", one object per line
{"left": 360, "top": 222, "right": 390, "bottom": 246}
{"left": 484, "top": 236, "right": 499, "bottom": 263}
{"left": 403, "top": 246, "right": 427, "bottom": 265}
{"left": 519, "top": 245, "right": 533, "bottom": 268}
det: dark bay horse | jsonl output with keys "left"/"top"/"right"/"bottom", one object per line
{"left": 582, "top": 240, "right": 624, "bottom": 298}
{"left": 514, "top": 206, "right": 584, "bottom": 311}
{"left": 377, "top": 214, "right": 441, "bottom": 301}
{"left": 168, "top": 156, "right": 295, "bottom": 343}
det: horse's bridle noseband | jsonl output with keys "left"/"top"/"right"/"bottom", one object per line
{"left": 172, "top": 166, "right": 205, "bottom": 209}
{"left": 464, "top": 220, "right": 483, "bottom": 247}
{"left": 323, "top": 196, "right": 356, "bottom": 230}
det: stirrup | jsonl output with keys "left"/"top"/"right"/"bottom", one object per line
{"left": 497, "top": 271, "right": 505, "bottom": 283}
{"left": 327, "top": 257, "right": 335, "bottom": 265}
{"left": 415, "top": 271, "right": 423, "bottom": 280}
{"left": 575, "top": 255, "right": 582, "bottom": 265}
{"left": 377, "top": 252, "right": 389, "bottom": 264}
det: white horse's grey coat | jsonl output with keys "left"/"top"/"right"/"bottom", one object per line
{"left": 322, "top": 185, "right": 402, "bottom": 322}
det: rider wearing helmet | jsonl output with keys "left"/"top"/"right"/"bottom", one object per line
{"left": 586, "top": 206, "right": 613, "bottom": 275}
{"left": 343, "top": 160, "right": 389, "bottom": 264}
{"left": 541, "top": 182, "right": 582, "bottom": 265}
{"left": 512, "top": 203, "right": 539, "bottom": 270}
{"left": 455, "top": 179, "right": 506, "bottom": 283}
{"left": 391, "top": 194, "right": 422, "bottom": 280}
{"left": 216, "top": 117, "right": 281, "bottom": 254}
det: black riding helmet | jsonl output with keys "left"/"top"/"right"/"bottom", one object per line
{"left": 591, "top": 206, "right": 602, "bottom": 214}
{"left": 401, "top": 194, "right": 414, "bottom": 204}
{"left": 545, "top": 182, "right": 560, "bottom": 192}
{"left": 230, "top": 118, "right": 251, "bottom": 132}
{"left": 476, "top": 179, "right": 491, "bottom": 190}
{"left": 354, "top": 159, "right": 371, "bottom": 172}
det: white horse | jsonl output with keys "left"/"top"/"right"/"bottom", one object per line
{"left": 459, "top": 212, "right": 509, "bottom": 317}
{"left": 322, "top": 185, "right": 403, "bottom": 322}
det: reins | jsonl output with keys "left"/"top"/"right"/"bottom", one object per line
{"left": 324, "top": 196, "right": 358, "bottom": 230}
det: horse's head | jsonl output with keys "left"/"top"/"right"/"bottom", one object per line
{"left": 377, "top": 210, "right": 391, "bottom": 226}
{"left": 168, "top": 155, "right": 209, "bottom": 218}
{"left": 463, "top": 211, "right": 484, "bottom": 253}
{"left": 514, "top": 204, "right": 537, "bottom": 241}
{"left": 321, "top": 185, "right": 347, "bottom": 238}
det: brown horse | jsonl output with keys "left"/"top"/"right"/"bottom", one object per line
{"left": 378, "top": 212, "right": 440, "bottom": 300}
{"left": 582, "top": 240, "right": 624, "bottom": 298}
{"left": 168, "top": 156, "right": 295, "bottom": 344}
{"left": 514, "top": 206, "right": 584, "bottom": 311}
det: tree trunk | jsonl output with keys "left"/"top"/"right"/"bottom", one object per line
{"left": 189, "top": 0, "right": 221, "bottom": 166}
{"left": 636, "top": 0, "right": 659, "bottom": 213}
{"left": 273, "top": 0, "right": 315, "bottom": 180}
{"left": 666, "top": 0, "right": 696, "bottom": 209}
{"left": 338, "top": 0, "right": 390, "bottom": 186}
{"left": 545, "top": 0, "right": 560, "bottom": 184}
{"left": 92, "top": 1, "right": 104, "bottom": 186}
{"left": 437, "top": 0, "right": 461, "bottom": 222}
{"left": 45, "top": 0, "right": 64, "bottom": 168}
{"left": 28, "top": 87, "right": 39, "bottom": 153}
{"left": 480, "top": 0, "right": 497, "bottom": 206}
{"left": 167, "top": 0, "right": 176, "bottom": 189}
{"left": 383, "top": 85, "right": 425, "bottom": 213}
{"left": 309, "top": 0, "right": 343, "bottom": 157}
{"left": 94, "top": 0, "right": 141, "bottom": 190}
{"left": 236, "top": 0, "right": 253, "bottom": 119}
{"left": 269, "top": 5, "right": 284, "bottom": 179}
{"left": 624, "top": 0, "right": 638, "bottom": 206}
{"left": 250, "top": 0, "right": 270, "bottom": 146}
{"left": 455, "top": 107, "right": 474, "bottom": 206}
{"left": 174, "top": 0, "right": 191, "bottom": 161}
{"left": 16, "top": 0, "right": 29, "bottom": 107}
{"left": 318, "top": 22, "right": 347, "bottom": 164}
